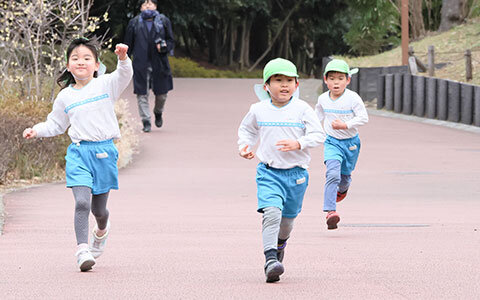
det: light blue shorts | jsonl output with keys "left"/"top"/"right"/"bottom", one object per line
{"left": 65, "top": 139, "right": 119, "bottom": 195}
{"left": 324, "top": 135, "right": 361, "bottom": 175}
{"left": 256, "top": 163, "right": 309, "bottom": 218}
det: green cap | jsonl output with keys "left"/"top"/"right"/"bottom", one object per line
{"left": 263, "top": 58, "right": 299, "bottom": 83}
{"left": 323, "top": 59, "right": 358, "bottom": 77}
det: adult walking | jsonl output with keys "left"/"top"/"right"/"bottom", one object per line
{"left": 124, "top": 0, "right": 174, "bottom": 132}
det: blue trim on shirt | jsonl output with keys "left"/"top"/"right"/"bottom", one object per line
{"left": 324, "top": 109, "right": 354, "bottom": 114}
{"left": 257, "top": 121, "right": 305, "bottom": 128}
{"left": 64, "top": 93, "right": 109, "bottom": 113}
{"left": 270, "top": 97, "right": 293, "bottom": 109}
{"left": 329, "top": 90, "right": 346, "bottom": 102}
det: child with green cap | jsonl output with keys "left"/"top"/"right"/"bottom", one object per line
{"left": 237, "top": 58, "right": 325, "bottom": 283}
{"left": 315, "top": 59, "right": 369, "bottom": 230}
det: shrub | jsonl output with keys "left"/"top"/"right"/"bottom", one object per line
{"left": 0, "top": 99, "right": 70, "bottom": 184}
{"left": 100, "top": 50, "right": 119, "bottom": 74}
{"left": 0, "top": 97, "right": 138, "bottom": 185}
{"left": 169, "top": 57, "right": 262, "bottom": 79}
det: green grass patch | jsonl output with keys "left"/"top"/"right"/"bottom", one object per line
{"left": 335, "top": 17, "right": 480, "bottom": 85}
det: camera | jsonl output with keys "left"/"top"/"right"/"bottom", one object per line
{"left": 155, "top": 38, "right": 167, "bottom": 54}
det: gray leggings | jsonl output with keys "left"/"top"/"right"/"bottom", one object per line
{"left": 72, "top": 186, "right": 109, "bottom": 245}
{"left": 137, "top": 93, "right": 167, "bottom": 121}
{"left": 262, "top": 206, "right": 295, "bottom": 252}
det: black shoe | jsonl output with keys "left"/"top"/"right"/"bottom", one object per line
{"left": 142, "top": 120, "right": 151, "bottom": 132}
{"left": 264, "top": 259, "right": 284, "bottom": 283}
{"left": 154, "top": 112, "right": 163, "bottom": 128}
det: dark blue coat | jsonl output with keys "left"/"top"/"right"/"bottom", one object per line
{"left": 124, "top": 12, "right": 174, "bottom": 95}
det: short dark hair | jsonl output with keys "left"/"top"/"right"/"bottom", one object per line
{"left": 325, "top": 70, "right": 349, "bottom": 78}
{"left": 142, "top": 0, "right": 158, "bottom": 6}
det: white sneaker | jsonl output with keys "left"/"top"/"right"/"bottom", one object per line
{"left": 89, "top": 221, "right": 110, "bottom": 259}
{"left": 76, "top": 248, "right": 95, "bottom": 272}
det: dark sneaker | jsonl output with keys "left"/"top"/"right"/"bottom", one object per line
{"left": 154, "top": 112, "right": 163, "bottom": 128}
{"left": 336, "top": 189, "right": 348, "bottom": 202}
{"left": 264, "top": 259, "right": 284, "bottom": 283}
{"left": 277, "top": 242, "right": 287, "bottom": 263}
{"left": 326, "top": 211, "right": 340, "bottom": 230}
{"left": 142, "top": 120, "right": 151, "bottom": 132}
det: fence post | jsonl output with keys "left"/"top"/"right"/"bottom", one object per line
{"left": 408, "top": 56, "right": 418, "bottom": 75}
{"left": 402, "top": 73, "right": 412, "bottom": 114}
{"left": 447, "top": 80, "right": 461, "bottom": 122}
{"left": 425, "top": 77, "right": 437, "bottom": 119}
{"left": 377, "top": 75, "right": 385, "bottom": 109}
{"left": 437, "top": 79, "right": 448, "bottom": 120}
{"left": 474, "top": 86, "right": 480, "bottom": 126}
{"left": 413, "top": 75, "right": 426, "bottom": 117}
{"left": 385, "top": 74, "right": 394, "bottom": 111}
{"left": 428, "top": 45, "right": 435, "bottom": 76}
{"left": 394, "top": 73, "right": 403, "bottom": 113}
{"left": 465, "top": 49, "right": 472, "bottom": 81}
{"left": 460, "top": 84, "right": 473, "bottom": 125}
{"left": 350, "top": 73, "right": 359, "bottom": 94}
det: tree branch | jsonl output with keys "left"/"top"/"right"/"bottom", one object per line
{"left": 248, "top": 0, "right": 303, "bottom": 72}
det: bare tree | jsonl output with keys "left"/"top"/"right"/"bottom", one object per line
{"left": 439, "top": 0, "right": 468, "bottom": 31}
{"left": 0, "top": 0, "right": 110, "bottom": 101}
{"left": 410, "top": 0, "right": 425, "bottom": 39}
{"left": 248, "top": 0, "right": 303, "bottom": 72}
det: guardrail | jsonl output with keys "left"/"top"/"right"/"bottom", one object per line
{"left": 376, "top": 74, "right": 480, "bottom": 126}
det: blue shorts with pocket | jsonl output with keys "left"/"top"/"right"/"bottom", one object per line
{"left": 65, "top": 139, "right": 119, "bottom": 195}
{"left": 256, "top": 163, "right": 309, "bottom": 218}
{"left": 324, "top": 135, "right": 361, "bottom": 175}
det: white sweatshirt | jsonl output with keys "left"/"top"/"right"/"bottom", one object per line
{"left": 238, "top": 98, "right": 325, "bottom": 169}
{"left": 315, "top": 88, "right": 368, "bottom": 139}
{"left": 33, "top": 58, "right": 133, "bottom": 143}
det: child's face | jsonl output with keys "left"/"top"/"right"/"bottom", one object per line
{"left": 67, "top": 45, "right": 99, "bottom": 82}
{"left": 264, "top": 74, "right": 299, "bottom": 107}
{"left": 324, "top": 71, "right": 350, "bottom": 98}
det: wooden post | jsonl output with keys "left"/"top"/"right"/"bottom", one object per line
{"left": 401, "top": 0, "right": 409, "bottom": 65}
{"left": 428, "top": 45, "right": 435, "bottom": 76}
{"left": 465, "top": 49, "right": 472, "bottom": 81}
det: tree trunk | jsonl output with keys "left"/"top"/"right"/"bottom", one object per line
{"left": 282, "top": 24, "right": 289, "bottom": 59}
{"left": 182, "top": 30, "right": 192, "bottom": 57}
{"left": 207, "top": 18, "right": 222, "bottom": 65}
{"left": 238, "top": 18, "right": 247, "bottom": 69}
{"left": 228, "top": 19, "right": 235, "bottom": 66}
{"left": 409, "top": 0, "right": 425, "bottom": 39}
{"left": 242, "top": 17, "right": 252, "bottom": 68}
{"left": 248, "top": 0, "right": 303, "bottom": 72}
{"left": 438, "top": 0, "right": 468, "bottom": 32}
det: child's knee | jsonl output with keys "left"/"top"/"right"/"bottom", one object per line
{"left": 262, "top": 206, "right": 282, "bottom": 226}
{"left": 325, "top": 160, "right": 341, "bottom": 182}
{"left": 75, "top": 198, "right": 90, "bottom": 213}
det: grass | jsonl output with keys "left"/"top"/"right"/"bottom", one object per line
{"left": 337, "top": 17, "right": 480, "bottom": 85}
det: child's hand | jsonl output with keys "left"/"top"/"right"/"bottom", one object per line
{"left": 23, "top": 128, "right": 37, "bottom": 139}
{"left": 239, "top": 145, "right": 255, "bottom": 159}
{"left": 332, "top": 119, "right": 348, "bottom": 130}
{"left": 115, "top": 44, "right": 129, "bottom": 61}
{"left": 276, "top": 140, "right": 300, "bottom": 152}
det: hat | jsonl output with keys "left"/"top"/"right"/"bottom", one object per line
{"left": 263, "top": 58, "right": 299, "bottom": 83}
{"left": 323, "top": 59, "right": 358, "bottom": 77}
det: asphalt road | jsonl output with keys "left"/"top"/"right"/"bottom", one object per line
{"left": 1, "top": 78, "right": 479, "bottom": 299}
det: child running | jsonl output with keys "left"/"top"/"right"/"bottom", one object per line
{"left": 238, "top": 58, "right": 325, "bottom": 283}
{"left": 23, "top": 38, "right": 133, "bottom": 271}
{"left": 315, "top": 59, "right": 368, "bottom": 230}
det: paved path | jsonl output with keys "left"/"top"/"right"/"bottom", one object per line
{"left": 1, "top": 78, "right": 480, "bottom": 299}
